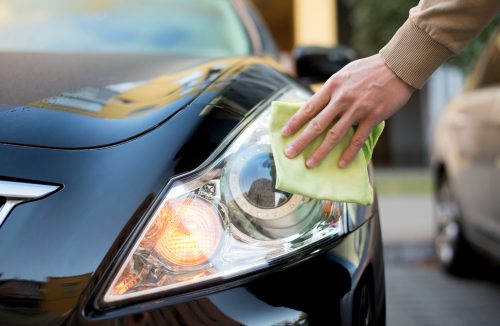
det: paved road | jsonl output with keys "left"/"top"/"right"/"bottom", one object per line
{"left": 385, "top": 244, "right": 500, "bottom": 326}
{"left": 379, "top": 192, "right": 500, "bottom": 326}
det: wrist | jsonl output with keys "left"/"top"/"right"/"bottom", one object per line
{"left": 379, "top": 19, "right": 454, "bottom": 89}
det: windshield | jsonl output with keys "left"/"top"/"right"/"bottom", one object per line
{"left": 0, "top": 0, "right": 251, "bottom": 57}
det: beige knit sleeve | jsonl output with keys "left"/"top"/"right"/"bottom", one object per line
{"left": 380, "top": 0, "right": 500, "bottom": 89}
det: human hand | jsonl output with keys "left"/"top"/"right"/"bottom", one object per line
{"left": 281, "top": 54, "right": 415, "bottom": 168}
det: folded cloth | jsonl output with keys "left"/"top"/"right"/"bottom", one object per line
{"left": 269, "top": 101, "right": 384, "bottom": 205}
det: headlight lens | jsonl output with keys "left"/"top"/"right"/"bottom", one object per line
{"left": 103, "top": 88, "right": 346, "bottom": 304}
{"left": 152, "top": 196, "right": 223, "bottom": 267}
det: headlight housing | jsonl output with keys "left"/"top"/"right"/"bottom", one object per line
{"left": 101, "top": 88, "right": 347, "bottom": 305}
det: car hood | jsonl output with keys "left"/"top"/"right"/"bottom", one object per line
{"left": 0, "top": 61, "right": 291, "bottom": 323}
{"left": 0, "top": 52, "right": 244, "bottom": 149}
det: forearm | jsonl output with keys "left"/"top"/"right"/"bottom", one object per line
{"left": 380, "top": 0, "right": 500, "bottom": 89}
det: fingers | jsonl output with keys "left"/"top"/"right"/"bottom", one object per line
{"left": 338, "top": 120, "right": 375, "bottom": 168}
{"left": 281, "top": 83, "right": 333, "bottom": 137}
{"left": 304, "top": 114, "right": 352, "bottom": 168}
{"left": 279, "top": 54, "right": 413, "bottom": 169}
{"left": 284, "top": 100, "right": 342, "bottom": 158}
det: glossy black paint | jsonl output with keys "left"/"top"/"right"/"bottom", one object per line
{"left": 0, "top": 0, "right": 385, "bottom": 323}
{"left": 0, "top": 53, "right": 230, "bottom": 149}
{"left": 0, "top": 58, "right": 385, "bottom": 325}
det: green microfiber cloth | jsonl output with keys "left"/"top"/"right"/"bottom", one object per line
{"left": 269, "top": 101, "right": 384, "bottom": 205}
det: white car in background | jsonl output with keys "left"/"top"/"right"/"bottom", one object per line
{"left": 433, "top": 29, "right": 500, "bottom": 275}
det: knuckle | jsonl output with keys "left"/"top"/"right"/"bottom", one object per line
{"left": 351, "top": 137, "right": 364, "bottom": 149}
{"left": 303, "top": 102, "right": 314, "bottom": 115}
{"left": 342, "top": 89, "right": 355, "bottom": 101}
{"left": 301, "top": 102, "right": 317, "bottom": 119}
{"left": 366, "top": 113, "right": 379, "bottom": 124}
{"left": 327, "top": 128, "right": 341, "bottom": 143}
{"left": 372, "top": 107, "right": 385, "bottom": 120}
{"left": 309, "top": 118, "right": 323, "bottom": 134}
{"left": 335, "top": 92, "right": 352, "bottom": 107}
{"left": 326, "top": 75, "right": 338, "bottom": 87}
{"left": 338, "top": 70, "right": 351, "bottom": 82}
{"left": 344, "top": 70, "right": 352, "bottom": 80}
{"left": 354, "top": 101, "right": 370, "bottom": 113}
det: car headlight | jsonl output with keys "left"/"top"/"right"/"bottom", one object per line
{"left": 101, "top": 88, "right": 346, "bottom": 305}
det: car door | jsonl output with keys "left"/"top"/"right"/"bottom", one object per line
{"left": 454, "top": 30, "right": 500, "bottom": 258}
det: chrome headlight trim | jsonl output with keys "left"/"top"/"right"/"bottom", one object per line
{"left": 98, "top": 87, "right": 347, "bottom": 306}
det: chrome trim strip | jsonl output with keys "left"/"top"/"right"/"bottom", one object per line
{"left": 0, "top": 180, "right": 59, "bottom": 228}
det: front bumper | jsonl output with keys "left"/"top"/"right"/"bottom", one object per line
{"left": 71, "top": 213, "right": 385, "bottom": 326}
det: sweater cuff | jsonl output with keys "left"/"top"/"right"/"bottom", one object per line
{"left": 379, "top": 19, "right": 454, "bottom": 89}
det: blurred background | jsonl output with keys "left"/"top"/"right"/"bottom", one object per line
{"left": 253, "top": 0, "right": 499, "bottom": 167}
{"left": 251, "top": 0, "right": 500, "bottom": 325}
{"left": 1, "top": 0, "right": 498, "bottom": 324}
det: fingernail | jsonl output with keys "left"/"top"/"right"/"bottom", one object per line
{"left": 306, "top": 158, "right": 317, "bottom": 168}
{"left": 281, "top": 125, "right": 291, "bottom": 136}
{"left": 338, "top": 160, "right": 347, "bottom": 168}
{"left": 284, "top": 145, "right": 295, "bottom": 158}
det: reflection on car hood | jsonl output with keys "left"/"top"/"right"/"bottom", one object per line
{"left": 0, "top": 53, "right": 249, "bottom": 149}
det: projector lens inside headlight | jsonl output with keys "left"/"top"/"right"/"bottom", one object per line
{"left": 102, "top": 88, "right": 346, "bottom": 305}
{"left": 237, "top": 149, "right": 290, "bottom": 209}
{"left": 222, "top": 144, "right": 325, "bottom": 239}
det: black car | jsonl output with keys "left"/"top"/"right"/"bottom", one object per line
{"left": 0, "top": 0, "right": 385, "bottom": 325}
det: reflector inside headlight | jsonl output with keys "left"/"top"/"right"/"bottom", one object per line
{"left": 103, "top": 88, "right": 346, "bottom": 304}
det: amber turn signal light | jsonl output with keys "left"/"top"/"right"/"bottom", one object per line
{"left": 154, "top": 197, "right": 223, "bottom": 266}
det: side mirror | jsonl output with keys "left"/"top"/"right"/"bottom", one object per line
{"left": 293, "top": 45, "right": 356, "bottom": 84}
